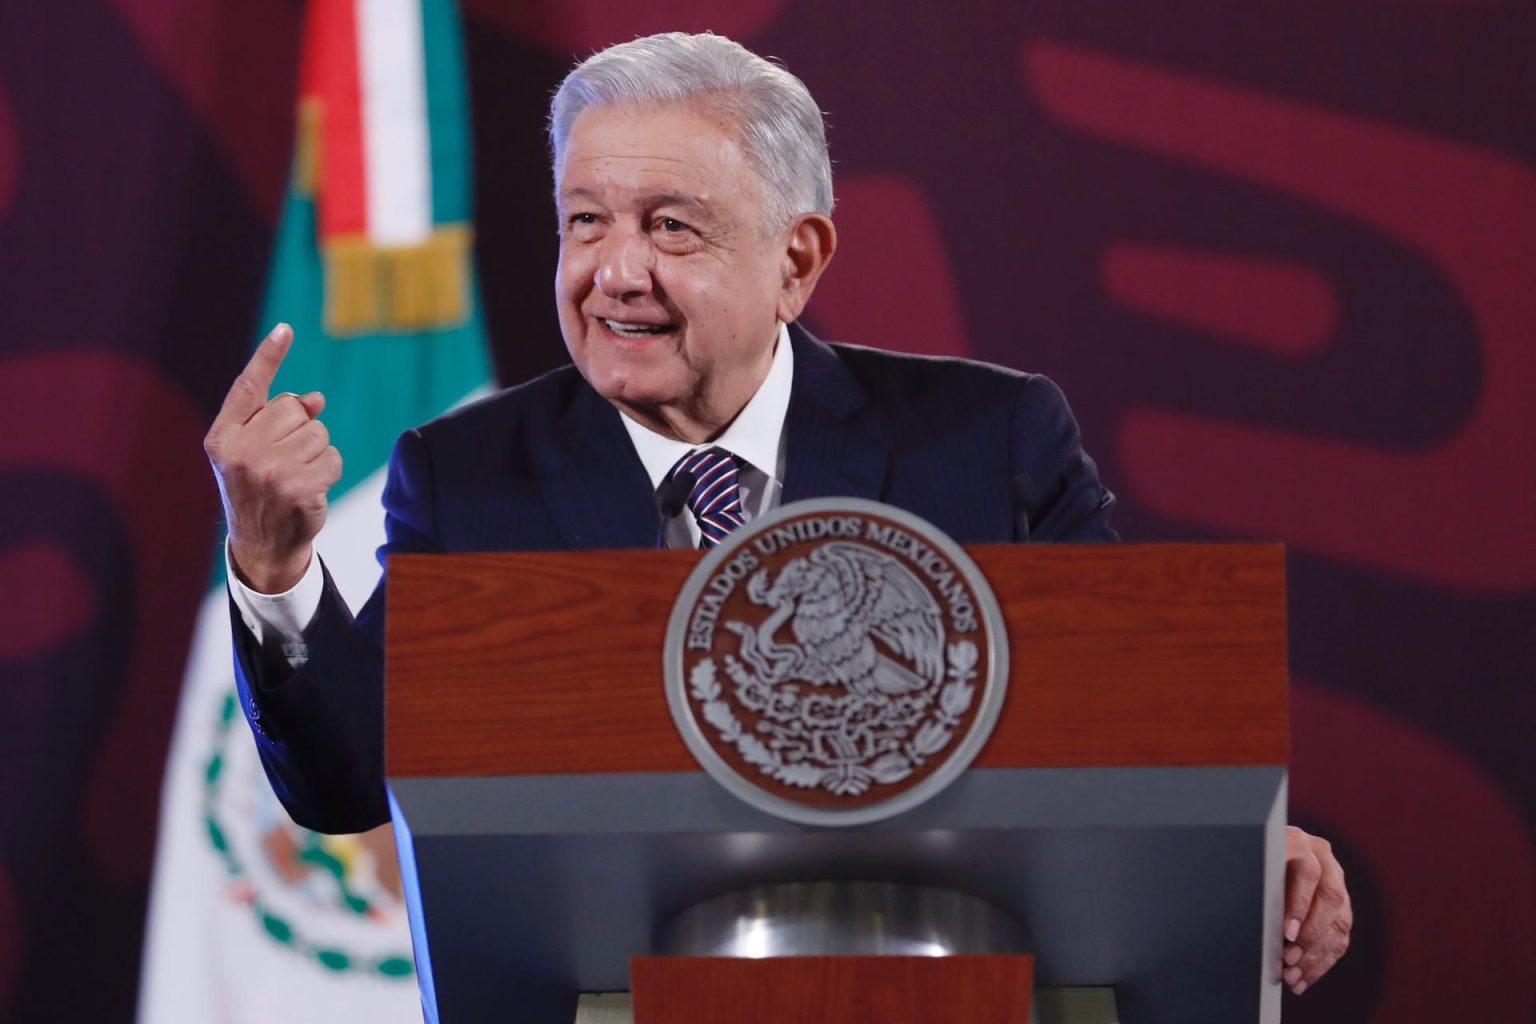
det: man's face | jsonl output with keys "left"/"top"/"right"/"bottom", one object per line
{"left": 555, "top": 101, "right": 789, "bottom": 440}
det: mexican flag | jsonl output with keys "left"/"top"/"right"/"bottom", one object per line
{"left": 139, "top": 0, "right": 490, "bottom": 1019}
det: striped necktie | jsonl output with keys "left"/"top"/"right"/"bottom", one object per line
{"left": 673, "top": 447, "right": 746, "bottom": 549}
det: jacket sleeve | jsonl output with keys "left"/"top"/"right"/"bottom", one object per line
{"left": 230, "top": 426, "right": 440, "bottom": 834}
{"left": 1011, "top": 374, "right": 1119, "bottom": 543}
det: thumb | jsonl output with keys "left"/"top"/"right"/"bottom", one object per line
{"left": 296, "top": 390, "right": 326, "bottom": 419}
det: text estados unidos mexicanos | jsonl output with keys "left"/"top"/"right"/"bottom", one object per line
{"left": 686, "top": 515, "right": 978, "bottom": 651}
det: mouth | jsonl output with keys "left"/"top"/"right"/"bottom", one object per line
{"left": 598, "top": 317, "right": 678, "bottom": 339}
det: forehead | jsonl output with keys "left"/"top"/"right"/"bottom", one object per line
{"left": 556, "top": 101, "right": 762, "bottom": 211}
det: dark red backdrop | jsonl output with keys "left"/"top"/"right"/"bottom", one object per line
{"left": 2, "top": 1, "right": 1533, "bottom": 1021}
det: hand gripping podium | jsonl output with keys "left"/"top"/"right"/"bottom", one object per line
{"left": 385, "top": 541, "right": 1288, "bottom": 1024}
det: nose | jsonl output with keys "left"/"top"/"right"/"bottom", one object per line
{"left": 595, "top": 225, "right": 654, "bottom": 299}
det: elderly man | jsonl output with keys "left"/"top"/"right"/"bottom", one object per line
{"left": 205, "top": 32, "right": 1349, "bottom": 995}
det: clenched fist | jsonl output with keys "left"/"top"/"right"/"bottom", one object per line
{"left": 205, "top": 324, "right": 342, "bottom": 594}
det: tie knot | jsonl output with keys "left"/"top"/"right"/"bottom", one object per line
{"left": 671, "top": 447, "right": 746, "bottom": 548}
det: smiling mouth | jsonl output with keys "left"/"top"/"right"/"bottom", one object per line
{"left": 600, "top": 317, "right": 677, "bottom": 338}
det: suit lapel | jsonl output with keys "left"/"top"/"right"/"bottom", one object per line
{"left": 542, "top": 384, "right": 661, "bottom": 550}
{"left": 780, "top": 325, "right": 889, "bottom": 505}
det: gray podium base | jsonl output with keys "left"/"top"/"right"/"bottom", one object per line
{"left": 573, "top": 987, "right": 1120, "bottom": 1024}
{"left": 392, "top": 765, "right": 1286, "bottom": 1023}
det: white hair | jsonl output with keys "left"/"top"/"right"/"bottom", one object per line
{"left": 549, "top": 32, "right": 834, "bottom": 232}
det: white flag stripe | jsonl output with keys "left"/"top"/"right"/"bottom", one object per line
{"left": 358, "top": 0, "right": 432, "bottom": 245}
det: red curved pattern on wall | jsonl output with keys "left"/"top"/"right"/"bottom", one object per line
{"left": 808, "top": 175, "right": 973, "bottom": 359}
{"left": 107, "top": 0, "right": 300, "bottom": 217}
{"left": 1024, "top": 41, "right": 1536, "bottom": 593}
{"left": 0, "top": 541, "right": 96, "bottom": 661}
{"left": 0, "top": 352, "right": 216, "bottom": 884}
{"left": 1292, "top": 680, "right": 1536, "bottom": 1022}
{"left": 1102, "top": 244, "right": 1336, "bottom": 358}
{"left": 463, "top": 0, "right": 787, "bottom": 59}
{"left": 0, "top": 79, "right": 16, "bottom": 220}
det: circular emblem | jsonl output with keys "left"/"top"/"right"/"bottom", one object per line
{"left": 664, "top": 498, "right": 1009, "bottom": 826}
{"left": 203, "top": 691, "right": 415, "bottom": 979}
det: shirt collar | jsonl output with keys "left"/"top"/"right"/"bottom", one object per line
{"left": 619, "top": 321, "right": 794, "bottom": 489}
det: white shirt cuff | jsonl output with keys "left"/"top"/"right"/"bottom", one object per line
{"left": 226, "top": 542, "right": 324, "bottom": 648}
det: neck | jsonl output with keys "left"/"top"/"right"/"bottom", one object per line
{"left": 616, "top": 396, "right": 739, "bottom": 445}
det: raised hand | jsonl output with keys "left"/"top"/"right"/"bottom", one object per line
{"left": 204, "top": 324, "right": 342, "bottom": 593}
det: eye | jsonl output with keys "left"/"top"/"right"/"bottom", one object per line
{"left": 656, "top": 217, "right": 690, "bottom": 234}
{"left": 561, "top": 211, "right": 604, "bottom": 240}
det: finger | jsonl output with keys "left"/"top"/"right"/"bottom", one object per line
{"left": 292, "top": 447, "right": 342, "bottom": 495}
{"left": 1297, "top": 842, "right": 1347, "bottom": 946}
{"left": 1295, "top": 931, "right": 1346, "bottom": 994}
{"left": 261, "top": 391, "right": 323, "bottom": 429}
{"left": 1299, "top": 948, "right": 1343, "bottom": 993}
{"left": 310, "top": 445, "right": 343, "bottom": 486}
{"left": 1284, "top": 826, "right": 1322, "bottom": 944}
{"left": 216, "top": 324, "right": 293, "bottom": 426}
{"left": 1296, "top": 854, "right": 1351, "bottom": 986}
{"left": 248, "top": 391, "right": 318, "bottom": 442}
{"left": 296, "top": 390, "right": 325, "bottom": 419}
{"left": 278, "top": 418, "right": 331, "bottom": 463}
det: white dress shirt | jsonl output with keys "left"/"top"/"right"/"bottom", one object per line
{"left": 229, "top": 321, "right": 794, "bottom": 649}
{"left": 618, "top": 320, "right": 792, "bottom": 548}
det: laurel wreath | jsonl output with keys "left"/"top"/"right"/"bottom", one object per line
{"left": 202, "top": 691, "right": 414, "bottom": 979}
{"left": 689, "top": 639, "right": 979, "bottom": 797}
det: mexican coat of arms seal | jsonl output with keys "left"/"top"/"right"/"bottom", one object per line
{"left": 664, "top": 499, "right": 1009, "bottom": 825}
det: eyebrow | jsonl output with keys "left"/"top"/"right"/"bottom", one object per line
{"left": 559, "top": 188, "right": 711, "bottom": 215}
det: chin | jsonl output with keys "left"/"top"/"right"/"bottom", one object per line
{"left": 587, "top": 366, "right": 684, "bottom": 410}
{"left": 581, "top": 347, "right": 683, "bottom": 399}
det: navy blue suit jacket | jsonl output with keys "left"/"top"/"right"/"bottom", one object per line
{"left": 232, "top": 325, "right": 1116, "bottom": 833}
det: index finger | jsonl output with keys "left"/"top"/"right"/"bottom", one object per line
{"left": 216, "top": 323, "right": 293, "bottom": 425}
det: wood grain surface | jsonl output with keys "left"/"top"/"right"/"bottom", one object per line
{"left": 629, "top": 954, "right": 1033, "bottom": 1024}
{"left": 385, "top": 544, "right": 1287, "bottom": 776}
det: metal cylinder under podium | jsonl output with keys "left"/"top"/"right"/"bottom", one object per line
{"left": 658, "top": 882, "right": 1031, "bottom": 958}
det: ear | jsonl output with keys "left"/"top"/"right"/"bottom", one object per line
{"left": 774, "top": 213, "right": 837, "bottom": 324}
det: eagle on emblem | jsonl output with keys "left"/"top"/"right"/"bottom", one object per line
{"left": 727, "top": 541, "right": 945, "bottom": 697}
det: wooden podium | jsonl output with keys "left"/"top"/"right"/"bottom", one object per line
{"left": 385, "top": 543, "right": 1288, "bottom": 1023}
